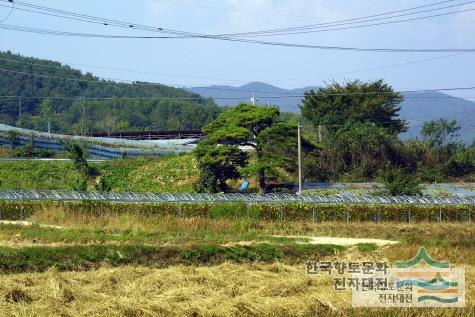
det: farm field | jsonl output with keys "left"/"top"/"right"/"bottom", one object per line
{"left": 0, "top": 205, "right": 472, "bottom": 316}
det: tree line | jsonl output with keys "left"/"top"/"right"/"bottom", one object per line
{"left": 195, "top": 80, "right": 475, "bottom": 194}
{"left": 0, "top": 51, "right": 220, "bottom": 134}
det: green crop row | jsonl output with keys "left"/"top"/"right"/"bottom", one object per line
{"left": 0, "top": 243, "right": 345, "bottom": 273}
{"left": 0, "top": 201, "right": 473, "bottom": 222}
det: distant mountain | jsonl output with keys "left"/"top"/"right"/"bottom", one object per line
{"left": 400, "top": 91, "right": 475, "bottom": 143}
{"left": 187, "top": 82, "right": 475, "bottom": 144}
{"left": 187, "top": 82, "right": 317, "bottom": 113}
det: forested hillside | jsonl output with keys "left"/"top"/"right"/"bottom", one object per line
{"left": 0, "top": 51, "right": 220, "bottom": 134}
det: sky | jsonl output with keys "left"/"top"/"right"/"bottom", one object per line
{"left": 1, "top": 0, "right": 475, "bottom": 98}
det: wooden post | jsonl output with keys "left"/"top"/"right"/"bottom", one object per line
{"left": 312, "top": 207, "right": 316, "bottom": 224}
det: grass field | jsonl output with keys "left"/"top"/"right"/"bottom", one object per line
{"left": 0, "top": 205, "right": 472, "bottom": 316}
{"left": 0, "top": 153, "right": 198, "bottom": 192}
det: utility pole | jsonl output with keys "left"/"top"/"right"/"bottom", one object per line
{"left": 297, "top": 124, "right": 303, "bottom": 195}
{"left": 17, "top": 97, "right": 22, "bottom": 119}
{"left": 250, "top": 92, "right": 258, "bottom": 106}
{"left": 47, "top": 121, "right": 51, "bottom": 134}
{"left": 318, "top": 124, "right": 322, "bottom": 143}
{"left": 80, "top": 99, "right": 87, "bottom": 136}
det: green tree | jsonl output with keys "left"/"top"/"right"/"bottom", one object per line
{"left": 39, "top": 99, "right": 54, "bottom": 132}
{"left": 255, "top": 122, "right": 319, "bottom": 187}
{"left": 194, "top": 143, "right": 248, "bottom": 193}
{"left": 300, "top": 80, "right": 408, "bottom": 181}
{"left": 197, "top": 104, "right": 308, "bottom": 192}
{"left": 421, "top": 119, "right": 460, "bottom": 148}
{"left": 301, "top": 80, "right": 407, "bottom": 135}
{"left": 63, "top": 140, "right": 95, "bottom": 176}
{"left": 380, "top": 167, "right": 422, "bottom": 196}
{"left": 202, "top": 104, "right": 280, "bottom": 192}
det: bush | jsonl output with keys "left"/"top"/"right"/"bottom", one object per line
{"left": 62, "top": 140, "right": 95, "bottom": 176}
{"left": 379, "top": 168, "right": 422, "bottom": 196}
{"left": 14, "top": 144, "right": 54, "bottom": 158}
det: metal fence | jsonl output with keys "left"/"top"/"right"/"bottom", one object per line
{"left": 1, "top": 190, "right": 474, "bottom": 206}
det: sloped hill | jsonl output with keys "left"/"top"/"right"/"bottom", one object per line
{"left": 400, "top": 91, "right": 475, "bottom": 143}
{"left": 0, "top": 51, "right": 220, "bottom": 134}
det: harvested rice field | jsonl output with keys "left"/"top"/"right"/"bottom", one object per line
{"left": 0, "top": 208, "right": 473, "bottom": 316}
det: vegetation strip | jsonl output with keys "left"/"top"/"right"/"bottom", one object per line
{"left": 0, "top": 244, "right": 345, "bottom": 273}
{"left": 0, "top": 201, "right": 472, "bottom": 222}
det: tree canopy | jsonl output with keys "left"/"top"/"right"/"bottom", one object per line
{"left": 301, "top": 80, "right": 407, "bottom": 135}
{"left": 196, "top": 104, "right": 315, "bottom": 192}
{"left": 0, "top": 51, "right": 221, "bottom": 133}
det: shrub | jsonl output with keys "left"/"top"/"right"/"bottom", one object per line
{"left": 14, "top": 144, "right": 54, "bottom": 158}
{"left": 379, "top": 168, "right": 422, "bottom": 196}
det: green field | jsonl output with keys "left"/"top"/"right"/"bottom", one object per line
{"left": 0, "top": 153, "right": 198, "bottom": 192}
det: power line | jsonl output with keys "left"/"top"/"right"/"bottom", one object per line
{"left": 2, "top": 95, "right": 474, "bottom": 125}
{"left": 4, "top": 64, "right": 475, "bottom": 98}
{"left": 1, "top": 95, "right": 475, "bottom": 101}
{"left": 153, "top": 0, "right": 331, "bottom": 20}
{"left": 232, "top": 7, "right": 475, "bottom": 37}
{"left": 0, "top": 0, "right": 172, "bottom": 33}
{"left": 157, "top": 0, "right": 460, "bottom": 27}
{"left": 2, "top": 0, "right": 475, "bottom": 53}
{"left": 215, "top": 1, "right": 475, "bottom": 37}
{"left": 2, "top": 84, "right": 475, "bottom": 100}
{"left": 4, "top": 21, "right": 475, "bottom": 53}
{"left": 0, "top": 0, "right": 13, "bottom": 22}
{"left": 0, "top": 23, "right": 179, "bottom": 39}
{"left": 0, "top": 51, "right": 468, "bottom": 88}
{"left": 0, "top": 55, "right": 254, "bottom": 84}
{"left": 5, "top": 0, "right": 466, "bottom": 37}
{"left": 0, "top": 64, "right": 179, "bottom": 86}
{"left": 3, "top": 20, "right": 475, "bottom": 53}
{"left": 271, "top": 53, "right": 467, "bottom": 83}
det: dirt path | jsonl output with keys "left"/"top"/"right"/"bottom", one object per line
{"left": 274, "top": 235, "right": 398, "bottom": 246}
{"left": 0, "top": 220, "right": 63, "bottom": 229}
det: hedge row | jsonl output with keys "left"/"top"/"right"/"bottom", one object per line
{"left": 0, "top": 201, "right": 473, "bottom": 222}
